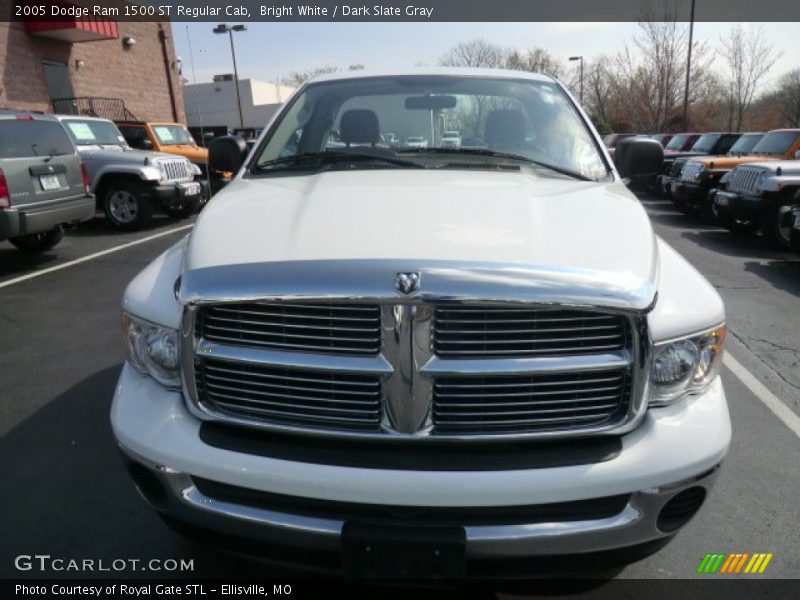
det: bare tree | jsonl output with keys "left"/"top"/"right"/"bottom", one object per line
{"left": 720, "top": 25, "right": 781, "bottom": 131}
{"left": 280, "top": 65, "right": 338, "bottom": 87}
{"left": 505, "top": 48, "right": 563, "bottom": 78}
{"left": 773, "top": 69, "right": 800, "bottom": 128}
{"left": 439, "top": 39, "right": 505, "bottom": 68}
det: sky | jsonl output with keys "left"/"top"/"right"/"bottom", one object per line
{"left": 173, "top": 22, "right": 799, "bottom": 91}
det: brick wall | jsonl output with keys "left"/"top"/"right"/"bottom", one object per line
{"left": 0, "top": 20, "right": 185, "bottom": 123}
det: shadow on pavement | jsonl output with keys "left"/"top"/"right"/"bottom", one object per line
{"left": 0, "top": 247, "right": 59, "bottom": 278}
{"left": 0, "top": 365, "right": 269, "bottom": 579}
{"left": 743, "top": 260, "right": 800, "bottom": 297}
{"left": 66, "top": 215, "right": 189, "bottom": 238}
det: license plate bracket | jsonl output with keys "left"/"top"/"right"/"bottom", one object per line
{"left": 716, "top": 194, "right": 730, "bottom": 207}
{"left": 182, "top": 182, "right": 200, "bottom": 197}
{"left": 341, "top": 521, "right": 466, "bottom": 579}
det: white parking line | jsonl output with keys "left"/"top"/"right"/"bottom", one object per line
{"left": 0, "top": 224, "right": 193, "bottom": 290}
{"left": 723, "top": 353, "right": 800, "bottom": 439}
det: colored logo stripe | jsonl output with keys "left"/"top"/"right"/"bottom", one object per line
{"left": 697, "top": 552, "right": 773, "bottom": 574}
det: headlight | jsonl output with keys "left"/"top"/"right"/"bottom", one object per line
{"left": 650, "top": 324, "right": 726, "bottom": 406}
{"left": 122, "top": 312, "right": 181, "bottom": 388}
{"left": 191, "top": 163, "right": 202, "bottom": 176}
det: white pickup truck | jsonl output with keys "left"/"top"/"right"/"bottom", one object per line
{"left": 111, "top": 68, "right": 729, "bottom": 577}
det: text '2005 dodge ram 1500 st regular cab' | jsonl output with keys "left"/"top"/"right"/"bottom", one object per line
{"left": 111, "top": 69, "right": 730, "bottom": 578}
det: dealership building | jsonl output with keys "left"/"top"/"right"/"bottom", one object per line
{"left": 0, "top": 4, "right": 184, "bottom": 122}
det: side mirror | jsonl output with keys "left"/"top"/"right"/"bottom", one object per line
{"left": 209, "top": 135, "right": 247, "bottom": 174}
{"left": 614, "top": 138, "right": 664, "bottom": 179}
{"left": 140, "top": 139, "right": 153, "bottom": 150}
{"left": 795, "top": 149, "right": 800, "bottom": 159}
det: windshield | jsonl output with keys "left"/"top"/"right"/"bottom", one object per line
{"left": 151, "top": 124, "right": 195, "bottom": 145}
{"left": 252, "top": 75, "right": 608, "bottom": 180}
{"left": 63, "top": 119, "right": 127, "bottom": 146}
{"left": 690, "top": 134, "right": 721, "bottom": 154}
{"left": 751, "top": 131, "right": 800, "bottom": 156}
{"left": 665, "top": 135, "right": 689, "bottom": 151}
{"left": 728, "top": 134, "right": 763, "bottom": 155}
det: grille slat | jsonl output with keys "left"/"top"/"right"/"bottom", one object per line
{"left": 728, "top": 166, "right": 765, "bottom": 195}
{"left": 196, "top": 358, "right": 382, "bottom": 431}
{"left": 433, "top": 307, "right": 628, "bottom": 358}
{"left": 199, "top": 302, "right": 381, "bottom": 355}
{"left": 433, "top": 369, "right": 631, "bottom": 435}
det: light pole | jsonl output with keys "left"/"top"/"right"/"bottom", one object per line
{"left": 682, "top": 0, "right": 696, "bottom": 131}
{"left": 569, "top": 56, "right": 584, "bottom": 104}
{"left": 213, "top": 23, "right": 246, "bottom": 129}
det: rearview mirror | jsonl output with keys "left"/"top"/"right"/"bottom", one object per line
{"left": 405, "top": 95, "right": 457, "bottom": 110}
{"left": 209, "top": 135, "right": 247, "bottom": 174}
{"left": 614, "top": 138, "right": 664, "bottom": 179}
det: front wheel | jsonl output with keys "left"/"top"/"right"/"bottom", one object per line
{"left": 103, "top": 181, "right": 153, "bottom": 230}
{"left": 761, "top": 204, "right": 796, "bottom": 251}
{"left": 9, "top": 226, "right": 64, "bottom": 253}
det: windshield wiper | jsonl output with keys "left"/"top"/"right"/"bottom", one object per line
{"left": 397, "top": 147, "right": 594, "bottom": 181}
{"left": 255, "top": 151, "right": 425, "bottom": 172}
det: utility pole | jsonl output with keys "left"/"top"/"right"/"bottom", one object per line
{"left": 213, "top": 24, "right": 246, "bottom": 129}
{"left": 682, "top": 0, "right": 696, "bottom": 131}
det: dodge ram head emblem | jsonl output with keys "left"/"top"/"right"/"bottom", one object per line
{"left": 395, "top": 272, "right": 420, "bottom": 295}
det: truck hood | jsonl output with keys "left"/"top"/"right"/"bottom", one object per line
{"left": 77, "top": 145, "right": 186, "bottom": 164}
{"left": 695, "top": 154, "right": 777, "bottom": 170}
{"left": 183, "top": 170, "right": 658, "bottom": 310}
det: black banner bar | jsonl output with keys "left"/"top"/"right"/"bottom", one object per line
{"left": 6, "top": 0, "right": 800, "bottom": 22}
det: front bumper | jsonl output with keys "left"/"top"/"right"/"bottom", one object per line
{"left": 112, "top": 363, "right": 730, "bottom": 573}
{"left": 713, "top": 190, "right": 771, "bottom": 219}
{"left": 671, "top": 181, "right": 708, "bottom": 205}
{"left": 146, "top": 180, "right": 208, "bottom": 204}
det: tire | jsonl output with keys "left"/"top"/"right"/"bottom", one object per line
{"left": 162, "top": 197, "right": 201, "bottom": 220}
{"left": 9, "top": 226, "right": 64, "bottom": 253}
{"left": 791, "top": 225, "right": 800, "bottom": 253}
{"left": 103, "top": 181, "right": 153, "bottom": 230}
{"left": 761, "top": 203, "right": 796, "bottom": 251}
{"left": 672, "top": 194, "right": 690, "bottom": 215}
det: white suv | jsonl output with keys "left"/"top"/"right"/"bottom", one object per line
{"left": 112, "top": 68, "right": 729, "bottom": 577}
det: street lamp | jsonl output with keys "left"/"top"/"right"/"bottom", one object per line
{"left": 569, "top": 56, "right": 584, "bottom": 104}
{"left": 213, "top": 23, "right": 246, "bottom": 129}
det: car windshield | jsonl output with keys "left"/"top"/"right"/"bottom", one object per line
{"left": 728, "top": 134, "right": 763, "bottom": 155}
{"left": 665, "top": 135, "right": 689, "bottom": 150}
{"left": 690, "top": 134, "right": 720, "bottom": 153}
{"left": 152, "top": 124, "right": 195, "bottom": 145}
{"left": 751, "top": 131, "right": 800, "bottom": 156}
{"left": 63, "top": 119, "right": 127, "bottom": 146}
{"left": 253, "top": 75, "right": 608, "bottom": 180}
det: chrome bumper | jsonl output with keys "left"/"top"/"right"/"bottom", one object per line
{"left": 120, "top": 442, "right": 721, "bottom": 559}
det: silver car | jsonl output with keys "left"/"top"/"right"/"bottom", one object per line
{"left": 0, "top": 110, "right": 94, "bottom": 252}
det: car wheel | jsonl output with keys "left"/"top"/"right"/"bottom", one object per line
{"left": 791, "top": 225, "right": 800, "bottom": 253}
{"left": 761, "top": 204, "right": 795, "bottom": 251}
{"left": 162, "top": 197, "right": 201, "bottom": 220}
{"left": 9, "top": 226, "right": 64, "bottom": 253}
{"left": 103, "top": 181, "right": 153, "bottom": 230}
{"left": 672, "top": 195, "right": 690, "bottom": 215}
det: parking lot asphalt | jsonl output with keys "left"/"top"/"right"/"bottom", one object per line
{"left": 1, "top": 196, "right": 799, "bottom": 583}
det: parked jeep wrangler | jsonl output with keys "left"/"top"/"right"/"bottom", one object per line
{"left": 0, "top": 111, "right": 94, "bottom": 252}
{"left": 113, "top": 69, "right": 729, "bottom": 577}
{"left": 57, "top": 116, "right": 204, "bottom": 230}
{"left": 713, "top": 160, "right": 800, "bottom": 249}
{"left": 656, "top": 132, "right": 741, "bottom": 198}
{"left": 670, "top": 132, "right": 765, "bottom": 216}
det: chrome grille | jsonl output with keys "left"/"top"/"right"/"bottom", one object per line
{"left": 727, "top": 166, "right": 765, "bottom": 195}
{"left": 433, "top": 368, "right": 631, "bottom": 435}
{"left": 158, "top": 158, "right": 192, "bottom": 182}
{"left": 198, "top": 302, "right": 381, "bottom": 355}
{"left": 433, "top": 307, "right": 628, "bottom": 358}
{"left": 195, "top": 358, "right": 382, "bottom": 431}
{"left": 680, "top": 161, "right": 704, "bottom": 182}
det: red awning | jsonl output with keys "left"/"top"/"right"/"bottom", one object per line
{"left": 24, "top": 1, "right": 118, "bottom": 43}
